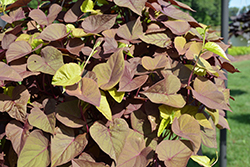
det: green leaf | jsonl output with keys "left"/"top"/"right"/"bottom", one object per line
{"left": 52, "top": 63, "right": 81, "bottom": 86}
{"left": 191, "top": 155, "right": 211, "bottom": 167}
{"left": 157, "top": 118, "right": 170, "bottom": 137}
{"left": 1, "top": 0, "right": 16, "bottom": 6}
{"left": 17, "top": 130, "right": 50, "bottom": 167}
{"left": 80, "top": 0, "right": 93, "bottom": 12}
{"left": 108, "top": 87, "right": 124, "bottom": 103}
{"left": 204, "top": 42, "right": 230, "bottom": 61}
{"left": 96, "top": 90, "right": 112, "bottom": 121}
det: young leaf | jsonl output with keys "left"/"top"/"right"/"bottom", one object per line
{"left": 108, "top": 87, "right": 124, "bottom": 103}
{"left": 93, "top": 49, "right": 124, "bottom": 90}
{"left": 114, "top": 0, "right": 147, "bottom": 16}
{"left": 27, "top": 46, "right": 64, "bottom": 75}
{"left": 80, "top": 0, "right": 94, "bottom": 13}
{"left": 96, "top": 90, "right": 112, "bottom": 121}
{"left": 17, "top": 130, "right": 50, "bottom": 167}
{"left": 204, "top": 42, "right": 230, "bottom": 61}
{"left": 172, "top": 114, "right": 201, "bottom": 153}
{"left": 156, "top": 140, "right": 193, "bottom": 167}
{"left": 140, "top": 74, "right": 186, "bottom": 108}
{"left": 191, "top": 155, "right": 211, "bottom": 167}
{"left": 28, "top": 107, "right": 56, "bottom": 134}
{"left": 51, "top": 127, "right": 88, "bottom": 167}
{"left": 89, "top": 118, "right": 129, "bottom": 162}
{"left": 55, "top": 100, "right": 85, "bottom": 128}
{"left": 157, "top": 118, "right": 170, "bottom": 137}
{"left": 52, "top": 63, "right": 82, "bottom": 86}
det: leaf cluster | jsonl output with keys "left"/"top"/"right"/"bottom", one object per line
{"left": 0, "top": 0, "right": 238, "bottom": 167}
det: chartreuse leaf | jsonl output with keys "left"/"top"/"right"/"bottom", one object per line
{"left": 194, "top": 54, "right": 218, "bottom": 76}
{"left": 185, "top": 64, "right": 206, "bottom": 76}
{"left": 204, "top": 42, "right": 230, "bottom": 61}
{"left": 205, "top": 108, "right": 219, "bottom": 125}
{"left": 80, "top": 0, "right": 94, "bottom": 12}
{"left": 157, "top": 118, "right": 170, "bottom": 137}
{"left": 191, "top": 152, "right": 218, "bottom": 167}
{"left": 195, "top": 113, "right": 213, "bottom": 129}
{"left": 108, "top": 87, "right": 124, "bottom": 103}
{"left": 96, "top": 90, "right": 112, "bottom": 121}
{"left": 17, "top": 130, "right": 50, "bottom": 167}
{"left": 52, "top": 63, "right": 82, "bottom": 86}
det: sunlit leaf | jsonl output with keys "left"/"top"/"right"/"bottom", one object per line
{"left": 114, "top": 0, "right": 147, "bottom": 16}
{"left": 27, "top": 46, "right": 64, "bottom": 75}
{"left": 6, "top": 41, "right": 32, "bottom": 63}
{"left": 55, "top": 100, "right": 85, "bottom": 128}
{"left": 93, "top": 49, "right": 124, "bottom": 90}
{"left": 81, "top": 14, "right": 117, "bottom": 34}
{"left": 157, "top": 118, "right": 170, "bottom": 137}
{"left": 52, "top": 63, "right": 82, "bottom": 86}
{"left": 38, "top": 23, "right": 68, "bottom": 41}
{"left": 195, "top": 55, "right": 217, "bottom": 76}
{"left": 2, "top": 33, "right": 16, "bottom": 50}
{"left": 195, "top": 113, "right": 213, "bottom": 129}
{"left": 156, "top": 140, "right": 193, "bottom": 167}
{"left": 200, "top": 117, "right": 217, "bottom": 148}
{"left": 1, "top": 7, "right": 25, "bottom": 23}
{"left": 142, "top": 55, "right": 168, "bottom": 71}
{"left": 191, "top": 155, "right": 211, "bottom": 167}
{"left": 0, "top": 62, "right": 22, "bottom": 82}
{"left": 163, "top": 20, "right": 190, "bottom": 35}
{"left": 90, "top": 118, "right": 129, "bottom": 162}
{"left": 174, "top": 36, "right": 186, "bottom": 55}
{"left": 108, "top": 87, "right": 124, "bottom": 103}
{"left": 17, "top": 130, "right": 50, "bottom": 167}
{"left": 28, "top": 107, "right": 56, "bottom": 134}
{"left": 66, "top": 77, "right": 101, "bottom": 107}
{"left": 80, "top": 0, "right": 94, "bottom": 13}
{"left": 139, "top": 33, "right": 171, "bottom": 48}
{"left": 140, "top": 74, "right": 186, "bottom": 108}
{"left": 172, "top": 114, "right": 201, "bottom": 153}
{"left": 96, "top": 90, "right": 112, "bottom": 121}
{"left": 204, "top": 42, "right": 230, "bottom": 61}
{"left": 51, "top": 127, "right": 88, "bottom": 167}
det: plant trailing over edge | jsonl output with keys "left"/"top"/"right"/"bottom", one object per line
{"left": 0, "top": 0, "right": 239, "bottom": 166}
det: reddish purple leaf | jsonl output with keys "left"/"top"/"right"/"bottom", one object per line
{"left": 66, "top": 38, "right": 85, "bottom": 56}
{"left": 168, "top": 0, "right": 195, "bottom": 11}
{"left": 114, "top": 0, "right": 147, "bottom": 16}
{"left": 38, "top": 23, "right": 68, "bottom": 41}
{"left": 0, "top": 62, "right": 22, "bottom": 82}
{"left": 1, "top": 7, "right": 25, "bottom": 24}
{"left": 141, "top": 55, "right": 168, "bottom": 70}
{"left": 163, "top": 20, "right": 190, "bottom": 35}
{"left": 29, "top": 4, "right": 62, "bottom": 25}
{"left": 5, "top": 0, "right": 31, "bottom": 11}
{"left": 81, "top": 14, "right": 117, "bottom": 34}
{"left": 156, "top": 140, "right": 192, "bottom": 167}
{"left": 221, "top": 62, "right": 240, "bottom": 73}
{"left": 66, "top": 77, "right": 101, "bottom": 107}
{"left": 172, "top": 114, "right": 201, "bottom": 153}
{"left": 2, "top": 34, "right": 16, "bottom": 50}
{"left": 64, "top": 0, "right": 84, "bottom": 23}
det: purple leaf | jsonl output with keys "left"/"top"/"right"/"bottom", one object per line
{"left": 38, "top": 23, "right": 68, "bottom": 41}
{"left": 163, "top": 20, "right": 190, "bottom": 35}
{"left": 114, "top": 0, "right": 147, "bottom": 16}
{"left": 0, "top": 62, "right": 22, "bottom": 82}
{"left": 2, "top": 34, "right": 16, "bottom": 50}
{"left": 1, "top": 7, "right": 25, "bottom": 24}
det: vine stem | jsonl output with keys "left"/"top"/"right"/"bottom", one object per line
{"left": 79, "top": 102, "right": 89, "bottom": 133}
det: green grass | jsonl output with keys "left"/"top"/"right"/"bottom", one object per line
{"left": 228, "top": 46, "right": 250, "bottom": 56}
{"left": 188, "top": 59, "right": 250, "bottom": 167}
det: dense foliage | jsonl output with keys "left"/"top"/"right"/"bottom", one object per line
{"left": 0, "top": 0, "right": 238, "bottom": 167}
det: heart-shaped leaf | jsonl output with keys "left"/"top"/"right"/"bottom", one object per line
{"left": 81, "top": 14, "right": 117, "bottom": 34}
{"left": 52, "top": 63, "right": 82, "bottom": 86}
{"left": 108, "top": 87, "right": 124, "bottom": 103}
{"left": 201, "top": 118, "right": 217, "bottom": 148}
{"left": 0, "top": 62, "right": 22, "bottom": 82}
{"left": 174, "top": 36, "right": 186, "bottom": 55}
{"left": 38, "top": 23, "right": 68, "bottom": 41}
{"left": 93, "top": 49, "right": 124, "bottom": 90}
{"left": 6, "top": 41, "right": 42, "bottom": 63}
{"left": 96, "top": 90, "right": 112, "bottom": 121}
{"left": 156, "top": 140, "right": 193, "bottom": 167}
{"left": 51, "top": 127, "right": 88, "bottom": 167}
{"left": 142, "top": 55, "right": 168, "bottom": 70}
{"left": 66, "top": 77, "right": 101, "bottom": 107}
{"left": 195, "top": 113, "right": 213, "bottom": 129}
{"left": 204, "top": 42, "right": 230, "bottom": 61}
{"left": 17, "top": 130, "right": 50, "bottom": 167}
{"left": 116, "top": 130, "right": 153, "bottom": 167}
{"left": 185, "top": 42, "right": 203, "bottom": 60}
{"left": 5, "top": 120, "right": 30, "bottom": 155}
{"left": 139, "top": 33, "right": 171, "bottom": 48}
{"left": 2, "top": 33, "right": 16, "bottom": 50}
{"left": 89, "top": 118, "right": 129, "bottom": 162}
{"left": 118, "top": 65, "right": 148, "bottom": 92}
{"left": 27, "top": 46, "right": 64, "bottom": 75}
{"left": 114, "top": 0, "right": 147, "bottom": 16}
{"left": 28, "top": 107, "right": 56, "bottom": 134}
{"left": 55, "top": 100, "right": 85, "bottom": 128}
{"left": 172, "top": 114, "right": 201, "bottom": 153}
{"left": 1, "top": 7, "right": 25, "bottom": 23}
{"left": 163, "top": 20, "right": 190, "bottom": 35}
{"left": 140, "top": 74, "right": 186, "bottom": 108}
{"left": 192, "top": 77, "right": 231, "bottom": 111}
{"left": 29, "top": 4, "right": 62, "bottom": 25}
{"left": 117, "top": 17, "right": 143, "bottom": 42}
